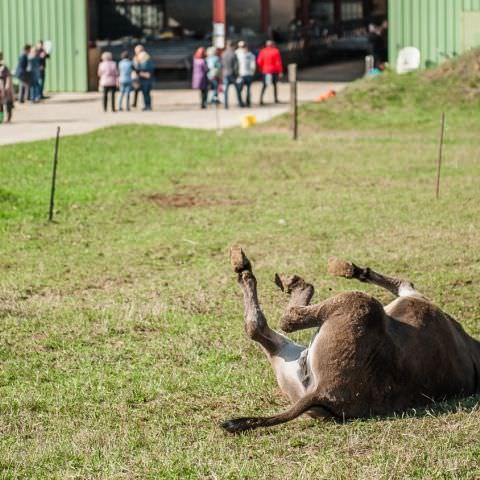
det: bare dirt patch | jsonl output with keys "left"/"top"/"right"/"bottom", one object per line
{"left": 145, "top": 184, "right": 248, "bottom": 208}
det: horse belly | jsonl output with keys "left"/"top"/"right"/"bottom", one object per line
{"left": 307, "top": 322, "right": 397, "bottom": 417}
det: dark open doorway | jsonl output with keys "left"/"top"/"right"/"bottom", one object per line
{"left": 88, "top": 0, "right": 168, "bottom": 42}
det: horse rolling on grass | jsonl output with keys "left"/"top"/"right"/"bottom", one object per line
{"left": 221, "top": 247, "right": 480, "bottom": 433}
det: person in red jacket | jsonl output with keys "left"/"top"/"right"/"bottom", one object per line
{"left": 257, "top": 40, "right": 283, "bottom": 105}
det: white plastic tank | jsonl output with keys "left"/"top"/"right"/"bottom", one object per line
{"left": 396, "top": 47, "right": 421, "bottom": 74}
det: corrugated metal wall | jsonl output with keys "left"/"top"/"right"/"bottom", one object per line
{"left": 389, "top": 0, "right": 480, "bottom": 68}
{"left": 0, "top": 0, "right": 88, "bottom": 92}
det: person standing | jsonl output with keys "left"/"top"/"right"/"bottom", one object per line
{"left": 28, "top": 47, "right": 42, "bottom": 103}
{"left": 257, "top": 40, "right": 283, "bottom": 105}
{"left": 368, "top": 23, "right": 383, "bottom": 69}
{"left": 205, "top": 46, "right": 221, "bottom": 105}
{"left": 0, "top": 52, "right": 15, "bottom": 123}
{"left": 37, "top": 40, "right": 50, "bottom": 99}
{"left": 15, "top": 45, "right": 31, "bottom": 103}
{"left": 221, "top": 41, "right": 243, "bottom": 109}
{"left": 235, "top": 41, "right": 256, "bottom": 107}
{"left": 131, "top": 44, "right": 144, "bottom": 109}
{"left": 136, "top": 50, "right": 154, "bottom": 111}
{"left": 118, "top": 51, "right": 133, "bottom": 111}
{"left": 369, "top": 20, "right": 388, "bottom": 69}
{"left": 192, "top": 47, "right": 209, "bottom": 109}
{"left": 97, "top": 51, "right": 118, "bottom": 112}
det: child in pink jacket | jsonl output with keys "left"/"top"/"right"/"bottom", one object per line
{"left": 98, "top": 51, "right": 119, "bottom": 112}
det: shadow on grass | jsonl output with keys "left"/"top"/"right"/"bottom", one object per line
{"left": 405, "top": 394, "right": 480, "bottom": 418}
{"left": 221, "top": 395, "right": 480, "bottom": 436}
{"left": 335, "top": 394, "right": 480, "bottom": 427}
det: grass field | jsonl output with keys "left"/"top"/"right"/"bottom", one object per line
{"left": 1, "top": 63, "right": 480, "bottom": 478}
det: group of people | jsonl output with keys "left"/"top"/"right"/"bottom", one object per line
{"left": 16, "top": 42, "right": 50, "bottom": 104}
{"left": 97, "top": 44, "right": 154, "bottom": 112}
{"left": 192, "top": 40, "right": 284, "bottom": 109}
{"left": 0, "top": 41, "right": 49, "bottom": 124}
{"left": 1, "top": 39, "right": 285, "bottom": 123}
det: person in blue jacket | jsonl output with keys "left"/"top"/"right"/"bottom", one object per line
{"left": 135, "top": 50, "right": 154, "bottom": 111}
{"left": 27, "top": 47, "right": 42, "bottom": 103}
{"left": 118, "top": 51, "right": 133, "bottom": 111}
{"left": 15, "top": 44, "right": 31, "bottom": 103}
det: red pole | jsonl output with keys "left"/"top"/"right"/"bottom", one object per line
{"left": 213, "top": 0, "right": 226, "bottom": 48}
{"left": 213, "top": 0, "right": 226, "bottom": 24}
{"left": 260, "top": 0, "right": 271, "bottom": 35}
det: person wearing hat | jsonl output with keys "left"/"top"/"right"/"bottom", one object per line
{"left": 235, "top": 40, "right": 256, "bottom": 108}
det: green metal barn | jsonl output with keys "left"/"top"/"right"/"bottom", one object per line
{"left": 389, "top": 0, "right": 480, "bottom": 68}
{"left": 2, "top": 0, "right": 480, "bottom": 93}
{"left": 0, "top": 0, "right": 88, "bottom": 92}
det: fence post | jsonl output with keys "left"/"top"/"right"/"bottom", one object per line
{"left": 435, "top": 112, "right": 446, "bottom": 199}
{"left": 288, "top": 63, "right": 298, "bottom": 141}
{"left": 48, "top": 126, "right": 61, "bottom": 222}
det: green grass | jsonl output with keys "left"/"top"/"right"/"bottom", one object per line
{"left": 275, "top": 48, "right": 480, "bottom": 133}
{"left": 1, "top": 65, "right": 480, "bottom": 478}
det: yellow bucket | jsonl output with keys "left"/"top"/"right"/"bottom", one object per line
{"left": 241, "top": 115, "right": 257, "bottom": 128}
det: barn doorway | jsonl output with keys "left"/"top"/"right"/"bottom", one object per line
{"left": 88, "top": 0, "right": 168, "bottom": 42}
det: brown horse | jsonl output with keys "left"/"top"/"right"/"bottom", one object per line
{"left": 221, "top": 247, "right": 480, "bottom": 433}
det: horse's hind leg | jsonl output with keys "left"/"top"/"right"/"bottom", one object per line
{"left": 275, "top": 274, "right": 315, "bottom": 309}
{"left": 328, "top": 257, "right": 423, "bottom": 298}
{"left": 274, "top": 273, "right": 322, "bottom": 334}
